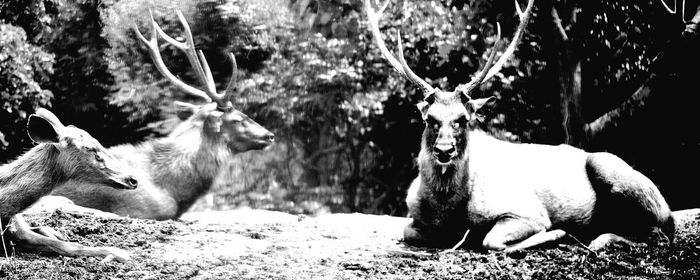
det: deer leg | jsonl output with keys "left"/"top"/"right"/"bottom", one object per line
{"left": 403, "top": 221, "right": 439, "bottom": 247}
{"left": 31, "top": 226, "right": 66, "bottom": 241}
{"left": 503, "top": 229, "right": 567, "bottom": 253}
{"left": 588, "top": 233, "right": 645, "bottom": 251}
{"left": 8, "top": 214, "right": 130, "bottom": 263}
{"left": 481, "top": 217, "right": 547, "bottom": 251}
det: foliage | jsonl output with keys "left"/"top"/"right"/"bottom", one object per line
{"left": 256, "top": 0, "right": 545, "bottom": 214}
{"left": 583, "top": 0, "right": 678, "bottom": 119}
{"left": 39, "top": 0, "right": 140, "bottom": 147}
{"left": 0, "top": 23, "right": 54, "bottom": 161}
{"left": 0, "top": 0, "right": 58, "bottom": 45}
{"left": 102, "top": 0, "right": 277, "bottom": 136}
{"left": 2, "top": 0, "right": 697, "bottom": 214}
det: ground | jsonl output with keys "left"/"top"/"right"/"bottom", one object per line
{"left": 1, "top": 208, "right": 699, "bottom": 280}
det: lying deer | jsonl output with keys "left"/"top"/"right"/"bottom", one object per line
{"left": 45, "top": 10, "right": 275, "bottom": 220}
{"left": 366, "top": 0, "right": 675, "bottom": 252}
{"left": 1, "top": 108, "right": 137, "bottom": 262}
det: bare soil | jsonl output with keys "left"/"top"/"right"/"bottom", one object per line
{"left": 1, "top": 208, "right": 699, "bottom": 280}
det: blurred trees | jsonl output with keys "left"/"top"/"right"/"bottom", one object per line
{"left": 0, "top": 23, "right": 54, "bottom": 159}
{"left": 2, "top": 0, "right": 700, "bottom": 214}
{"left": 0, "top": 0, "right": 56, "bottom": 160}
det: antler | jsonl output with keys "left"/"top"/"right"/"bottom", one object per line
{"left": 364, "top": 0, "right": 436, "bottom": 96}
{"left": 365, "top": 0, "right": 535, "bottom": 98}
{"left": 458, "top": 0, "right": 535, "bottom": 95}
{"left": 661, "top": 0, "right": 684, "bottom": 18}
{"left": 133, "top": 10, "right": 238, "bottom": 110}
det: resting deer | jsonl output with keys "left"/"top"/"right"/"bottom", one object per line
{"left": 45, "top": 10, "right": 275, "bottom": 220}
{"left": 366, "top": 0, "right": 675, "bottom": 252}
{"left": 1, "top": 108, "right": 137, "bottom": 262}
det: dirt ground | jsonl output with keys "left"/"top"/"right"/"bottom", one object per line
{"left": 1, "top": 207, "right": 699, "bottom": 280}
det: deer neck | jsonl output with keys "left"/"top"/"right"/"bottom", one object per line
{"left": 0, "top": 144, "right": 65, "bottom": 222}
{"left": 148, "top": 124, "right": 230, "bottom": 213}
{"left": 418, "top": 135, "right": 470, "bottom": 196}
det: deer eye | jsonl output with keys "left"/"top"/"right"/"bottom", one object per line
{"left": 453, "top": 117, "right": 468, "bottom": 129}
{"left": 95, "top": 153, "right": 103, "bottom": 162}
{"left": 425, "top": 118, "right": 440, "bottom": 130}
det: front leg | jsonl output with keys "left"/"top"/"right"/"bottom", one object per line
{"left": 482, "top": 216, "right": 554, "bottom": 251}
{"left": 404, "top": 219, "right": 468, "bottom": 248}
{"left": 404, "top": 198, "right": 469, "bottom": 248}
{"left": 8, "top": 214, "right": 130, "bottom": 263}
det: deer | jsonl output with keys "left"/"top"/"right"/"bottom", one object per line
{"left": 365, "top": 0, "right": 675, "bottom": 252}
{"left": 43, "top": 10, "right": 275, "bottom": 220}
{"left": 1, "top": 108, "right": 137, "bottom": 262}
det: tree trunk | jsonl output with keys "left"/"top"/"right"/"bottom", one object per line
{"left": 547, "top": 2, "right": 586, "bottom": 147}
{"left": 584, "top": 4, "right": 700, "bottom": 149}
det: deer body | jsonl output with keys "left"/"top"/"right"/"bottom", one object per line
{"left": 1, "top": 108, "right": 137, "bottom": 262}
{"left": 367, "top": 0, "right": 673, "bottom": 251}
{"left": 1, "top": 145, "right": 77, "bottom": 226}
{"left": 46, "top": 11, "right": 275, "bottom": 220}
{"left": 406, "top": 130, "right": 674, "bottom": 250}
{"left": 51, "top": 110, "right": 235, "bottom": 219}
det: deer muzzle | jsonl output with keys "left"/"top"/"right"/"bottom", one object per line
{"left": 433, "top": 143, "right": 456, "bottom": 164}
{"left": 106, "top": 174, "right": 139, "bottom": 190}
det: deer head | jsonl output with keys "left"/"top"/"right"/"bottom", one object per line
{"left": 365, "top": 0, "right": 534, "bottom": 175}
{"left": 133, "top": 10, "right": 274, "bottom": 153}
{"left": 27, "top": 108, "right": 139, "bottom": 189}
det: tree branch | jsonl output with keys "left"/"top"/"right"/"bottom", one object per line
{"left": 551, "top": 7, "right": 569, "bottom": 41}
{"left": 585, "top": 5, "right": 700, "bottom": 146}
{"left": 585, "top": 73, "right": 657, "bottom": 142}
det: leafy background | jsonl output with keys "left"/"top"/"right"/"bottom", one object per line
{"left": 1, "top": 0, "right": 698, "bottom": 215}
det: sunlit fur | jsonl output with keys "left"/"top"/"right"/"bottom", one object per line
{"left": 404, "top": 91, "right": 674, "bottom": 250}
{"left": 1, "top": 112, "right": 136, "bottom": 227}
{"left": 49, "top": 103, "right": 274, "bottom": 220}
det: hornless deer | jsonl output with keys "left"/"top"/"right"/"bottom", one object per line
{"left": 45, "top": 10, "right": 275, "bottom": 220}
{"left": 1, "top": 108, "right": 137, "bottom": 262}
{"left": 366, "top": 0, "right": 675, "bottom": 252}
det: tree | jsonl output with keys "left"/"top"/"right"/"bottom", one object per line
{"left": 0, "top": 24, "right": 54, "bottom": 162}
{"left": 542, "top": 0, "right": 700, "bottom": 209}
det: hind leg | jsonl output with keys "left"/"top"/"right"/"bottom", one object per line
{"left": 586, "top": 153, "right": 675, "bottom": 242}
{"left": 588, "top": 233, "right": 645, "bottom": 251}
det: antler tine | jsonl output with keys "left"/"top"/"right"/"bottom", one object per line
{"left": 460, "top": 23, "right": 502, "bottom": 94}
{"left": 196, "top": 49, "right": 222, "bottom": 98}
{"left": 137, "top": 9, "right": 237, "bottom": 108}
{"left": 376, "top": 0, "right": 390, "bottom": 15}
{"left": 660, "top": 0, "right": 677, "bottom": 14}
{"left": 172, "top": 10, "right": 217, "bottom": 94}
{"left": 149, "top": 11, "right": 215, "bottom": 96}
{"left": 133, "top": 11, "right": 213, "bottom": 102}
{"left": 662, "top": 0, "right": 689, "bottom": 21}
{"left": 223, "top": 53, "right": 239, "bottom": 99}
{"left": 480, "top": 0, "right": 535, "bottom": 85}
{"left": 396, "top": 30, "right": 436, "bottom": 94}
{"left": 364, "top": 0, "right": 436, "bottom": 96}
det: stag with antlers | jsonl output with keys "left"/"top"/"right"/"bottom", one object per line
{"left": 43, "top": 10, "right": 275, "bottom": 220}
{"left": 366, "top": 0, "right": 675, "bottom": 252}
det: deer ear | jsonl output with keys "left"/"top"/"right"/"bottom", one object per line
{"left": 467, "top": 96, "right": 496, "bottom": 113}
{"left": 27, "top": 109, "right": 65, "bottom": 144}
{"left": 417, "top": 92, "right": 436, "bottom": 119}
{"left": 416, "top": 101, "right": 429, "bottom": 119}
{"left": 206, "top": 111, "right": 224, "bottom": 133}
{"left": 173, "top": 101, "right": 198, "bottom": 120}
